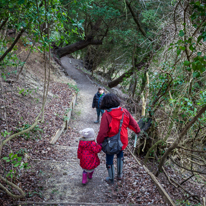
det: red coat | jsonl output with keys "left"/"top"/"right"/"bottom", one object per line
{"left": 97, "top": 107, "right": 140, "bottom": 150}
{"left": 77, "top": 140, "right": 102, "bottom": 170}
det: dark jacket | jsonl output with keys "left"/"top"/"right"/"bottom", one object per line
{"left": 97, "top": 107, "right": 140, "bottom": 150}
{"left": 92, "top": 92, "right": 105, "bottom": 109}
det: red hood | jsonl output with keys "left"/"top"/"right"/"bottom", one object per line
{"left": 107, "top": 107, "right": 123, "bottom": 120}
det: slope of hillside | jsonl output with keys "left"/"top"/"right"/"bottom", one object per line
{"left": 0, "top": 41, "right": 77, "bottom": 205}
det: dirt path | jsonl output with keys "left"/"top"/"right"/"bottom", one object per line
{"left": 24, "top": 57, "right": 111, "bottom": 205}
{"left": 19, "top": 56, "right": 167, "bottom": 205}
{"left": 61, "top": 56, "right": 102, "bottom": 132}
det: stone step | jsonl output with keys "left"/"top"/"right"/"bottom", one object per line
{"left": 37, "top": 163, "right": 107, "bottom": 186}
{"left": 32, "top": 159, "right": 108, "bottom": 203}
{"left": 55, "top": 146, "right": 79, "bottom": 160}
{"left": 40, "top": 177, "right": 108, "bottom": 202}
{"left": 39, "top": 166, "right": 107, "bottom": 186}
{"left": 18, "top": 201, "right": 124, "bottom": 205}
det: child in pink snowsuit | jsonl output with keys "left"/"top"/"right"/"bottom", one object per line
{"left": 77, "top": 128, "right": 102, "bottom": 185}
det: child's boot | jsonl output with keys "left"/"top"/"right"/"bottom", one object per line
{"left": 94, "top": 116, "right": 100, "bottom": 124}
{"left": 88, "top": 171, "right": 94, "bottom": 179}
{"left": 117, "top": 157, "right": 123, "bottom": 180}
{"left": 82, "top": 171, "right": 88, "bottom": 185}
{"left": 105, "top": 164, "right": 114, "bottom": 184}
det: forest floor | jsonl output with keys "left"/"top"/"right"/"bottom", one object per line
{"left": 1, "top": 53, "right": 204, "bottom": 206}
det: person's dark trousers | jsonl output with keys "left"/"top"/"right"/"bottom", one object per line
{"left": 94, "top": 108, "right": 104, "bottom": 123}
{"left": 106, "top": 151, "right": 124, "bottom": 182}
{"left": 96, "top": 108, "right": 104, "bottom": 117}
{"left": 106, "top": 150, "right": 124, "bottom": 165}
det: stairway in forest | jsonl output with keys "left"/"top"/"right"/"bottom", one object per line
{"left": 19, "top": 56, "right": 112, "bottom": 205}
{"left": 19, "top": 56, "right": 171, "bottom": 206}
{"left": 31, "top": 146, "right": 110, "bottom": 204}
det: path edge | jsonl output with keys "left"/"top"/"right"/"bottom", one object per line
{"left": 128, "top": 148, "right": 176, "bottom": 206}
{"left": 50, "top": 92, "right": 77, "bottom": 144}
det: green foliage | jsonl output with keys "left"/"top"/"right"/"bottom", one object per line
{"left": 18, "top": 87, "right": 33, "bottom": 96}
{"left": 63, "top": 115, "right": 70, "bottom": 121}
{"left": 197, "top": 91, "right": 206, "bottom": 107}
{"left": 170, "top": 97, "right": 197, "bottom": 123}
{"left": 27, "top": 190, "right": 43, "bottom": 198}
{"left": 16, "top": 124, "right": 43, "bottom": 140}
{"left": 2, "top": 153, "right": 30, "bottom": 179}
{"left": 65, "top": 108, "right": 72, "bottom": 114}
{"left": 63, "top": 108, "right": 72, "bottom": 121}
{"left": 176, "top": 199, "right": 201, "bottom": 206}
{"left": 67, "top": 83, "right": 79, "bottom": 92}
{"left": 149, "top": 149, "right": 155, "bottom": 157}
{"left": 141, "top": 10, "right": 157, "bottom": 24}
{"left": 16, "top": 148, "right": 28, "bottom": 156}
{"left": 1, "top": 130, "right": 11, "bottom": 138}
{"left": 168, "top": 2, "right": 206, "bottom": 78}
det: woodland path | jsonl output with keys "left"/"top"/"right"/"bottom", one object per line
{"left": 24, "top": 56, "right": 114, "bottom": 206}
{"left": 33, "top": 56, "right": 111, "bottom": 205}
{"left": 21, "top": 56, "right": 167, "bottom": 205}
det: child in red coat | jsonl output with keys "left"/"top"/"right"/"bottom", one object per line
{"left": 77, "top": 128, "right": 102, "bottom": 185}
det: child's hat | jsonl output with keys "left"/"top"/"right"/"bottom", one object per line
{"left": 79, "top": 128, "right": 95, "bottom": 141}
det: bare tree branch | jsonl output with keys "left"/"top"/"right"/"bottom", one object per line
{"left": 126, "top": 0, "right": 153, "bottom": 41}
{"left": 155, "top": 105, "right": 206, "bottom": 177}
{"left": 0, "top": 27, "right": 25, "bottom": 62}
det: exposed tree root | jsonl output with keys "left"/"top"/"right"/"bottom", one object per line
{"left": 0, "top": 175, "right": 25, "bottom": 198}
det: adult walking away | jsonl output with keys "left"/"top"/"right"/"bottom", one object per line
{"left": 92, "top": 87, "right": 105, "bottom": 124}
{"left": 97, "top": 93, "right": 140, "bottom": 184}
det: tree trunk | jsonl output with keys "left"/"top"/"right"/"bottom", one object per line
{"left": 108, "top": 60, "right": 147, "bottom": 88}
{"left": 96, "top": 69, "right": 114, "bottom": 80}
{"left": 141, "top": 72, "right": 149, "bottom": 116}
{"left": 132, "top": 76, "right": 138, "bottom": 98}
{"left": 0, "top": 27, "right": 25, "bottom": 62}
{"left": 84, "top": 46, "right": 95, "bottom": 71}
{"left": 126, "top": 1, "right": 152, "bottom": 41}
{"left": 136, "top": 71, "right": 147, "bottom": 104}
{"left": 16, "top": 41, "right": 36, "bottom": 81}
{"left": 0, "top": 17, "right": 9, "bottom": 31}
{"left": 108, "top": 67, "right": 134, "bottom": 88}
{"left": 55, "top": 38, "right": 102, "bottom": 58}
